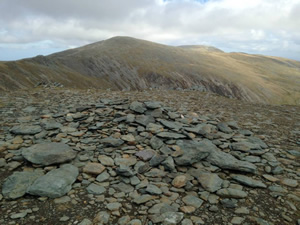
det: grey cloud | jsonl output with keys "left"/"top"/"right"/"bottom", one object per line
{"left": 0, "top": 0, "right": 154, "bottom": 23}
{"left": 0, "top": 0, "right": 300, "bottom": 60}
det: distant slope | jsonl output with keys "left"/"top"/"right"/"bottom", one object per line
{"left": 1, "top": 36, "right": 300, "bottom": 105}
{"left": 178, "top": 45, "right": 224, "bottom": 53}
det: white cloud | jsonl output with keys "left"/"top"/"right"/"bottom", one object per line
{"left": 0, "top": 0, "right": 299, "bottom": 60}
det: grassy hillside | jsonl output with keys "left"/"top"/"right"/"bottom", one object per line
{"left": 1, "top": 36, "right": 300, "bottom": 105}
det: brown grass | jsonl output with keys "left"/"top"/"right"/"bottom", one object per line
{"left": 1, "top": 36, "right": 300, "bottom": 105}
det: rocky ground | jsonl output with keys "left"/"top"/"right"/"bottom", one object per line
{"left": 0, "top": 88, "right": 299, "bottom": 225}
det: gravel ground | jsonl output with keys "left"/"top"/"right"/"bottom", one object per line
{"left": 0, "top": 88, "right": 299, "bottom": 225}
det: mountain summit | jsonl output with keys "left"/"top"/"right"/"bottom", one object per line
{"left": 1, "top": 36, "right": 300, "bottom": 104}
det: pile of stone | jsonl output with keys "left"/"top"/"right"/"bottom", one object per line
{"left": 0, "top": 98, "right": 299, "bottom": 225}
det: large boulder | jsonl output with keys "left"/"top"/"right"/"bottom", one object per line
{"left": 2, "top": 171, "right": 44, "bottom": 199}
{"left": 174, "top": 140, "right": 211, "bottom": 166}
{"left": 206, "top": 146, "right": 257, "bottom": 174}
{"left": 26, "top": 164, "right": 78, "bottom": 198}
{"left": 22, "top": 142, "right": 77, "bottom": 166}
{"left": 10, "top": 125, "right": 42, "bottom": 135}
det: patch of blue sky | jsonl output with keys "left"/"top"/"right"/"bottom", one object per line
{"left": 0, "top": 40, "right": 66, "bottom": 61}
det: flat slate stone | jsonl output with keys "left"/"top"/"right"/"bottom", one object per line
{"left": 27, "top": 164, "right": 78, "bottom": 198}
{"left": 0, "top": 158, "right": 6, "bottom": 168}
{"left": 133, "top": 194, "right": 157, "bottom": 204}
{"left": 22, "top": 142, "right": 77, "bottom": 166}
{"left": 197, "top": 172, "right": 223, "bottom": 192}
{"left": 130, "top": 101, "right": 146, "bottom": 113}
{"left": 114, "top": 157, "right": 137, "bottom": 166}
{"left": 182, "top": 195, "right": 203, "bottom": 208}
{"left": 160, "top": 120, "right": 184, "bottom": 131}
{"left": 231, "top": 142, "right": 261, "bottom": 152}
{"left": 86, "top": 183, "right": 106, "bottom": 195}
{"left": 162, "top": 156, "right": 176, "bottom": 171}
{"left": 106, "top": 202, "right": 122, "bottom": 211}
{"left": 172, "top": 175, "right": 187, "bottom": 188}
{"left": 83, "top": 162, "right": 105, "bottom": 175}
{"left": 148, "top": 203, "right": 177, "bottom": 214}
{"left": 146, "top": 184, "right": 162, "bottom": 195}
{"left": 60, "top": 126, "right": 77, "bottom": 133}
{"left": 206, "top": 142, "right": 257, "bottom": 174}
{"left": 150, "top": 136, "right": 164, "bottom": 150}
{"left": 281, "top": 178, "right": 298, "bottom": 188}
{"left": 217, "top": 122, "right": 232, "bottom": 134}
{"left": 89, "top": 122, "right": 105, "bottom": 131}
{"left": 149, "top": 154, "right": 167, "bottom": 167}
{"left": 42, "top": 121, "right": 62, "bottom": 130}
{"left": 144, "top": 101, "right": 162, "bottom": 109}
{"left": 128, "top": 219, "right": 142, "bottom": 225}
{"left": 10, "top": 125, "right": 42, "bottom": 135}
{"left": 221, "top": 198, "right": 238, "bottom": 208}
{"left": 247, "top": 136, "right": 268, "bottom": 149}
{"left": 268, "top": 185, "right": 288, "bottom": 193}
{"left": 116, "top": 165, "right": 135, "bottom": 177}
{"left": 2, "top": 171, "right": 44, "bottom": 199}
{"left": 157, "top": 132, "right": 186, "bottom": 139}
{"left": 98, "top": 155, "right": 114, "bottom": 166}
{"left": 161, "top": 212, "right": 184, "bottom": 225}
{"left": 112, "top": 182, "right": 134, "bottom": 193}
{"left": 288, "top": 150, "right": 300, "bottom": 157}
{"left": 150, "top": 108, "right": 164, "bottom": 118}
{"left": 231, "top": 175, "right": 267, "bottom": 188}
{"left": 174, "top": 140, "right": 211, "bottom": 166}
{"left": 159, "top": 145, "right": 173, "bottom": 155}
{"left": 121, "top": 134, "right": 136, "bottom": 142}
{"left": 78, "top": 219, "right": 93, "bottom": 225}
{"left": 100, "top": 137, "right": 124, "bottom": 147}
{"left": 216, "top": 188, "right": 248, "bottom": 199}
{"left": 136, "top": 150, "right": 155, "bottom": 161}
{"left": 262, "top": 153, "right": 277, "bottom": 162}
{"left": 135, "top": 115, "right": 155, "bottom": 126}
{"left": 10, "top": 212, "right": 27, "bottom": 219}
{"left": 96, "top": 171, "right": 110, "bottom": 182}
{"left": 146, "top": 123, "right": 164, "bottom": 134}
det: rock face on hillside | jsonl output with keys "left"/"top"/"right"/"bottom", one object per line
{"left": 0, "top": 89, "right": 299, "bottom": 225}
{"left": 1, "top": 36, "right": 300, "bottom": 105}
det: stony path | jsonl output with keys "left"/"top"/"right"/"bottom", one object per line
{"left": 0, "top": 88, "right": 299, "bottom": 225}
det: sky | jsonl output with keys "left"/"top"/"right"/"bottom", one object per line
{"left": 0, "top": 0, "right": 300, "bottom": 61}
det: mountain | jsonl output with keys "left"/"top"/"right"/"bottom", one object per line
{"left": 1, "top": 36, "right": 300, "bottom": 104}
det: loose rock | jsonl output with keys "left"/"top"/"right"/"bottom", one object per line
{"left": 231, "top": 174, "right": 267, "bottom": 188}
{"left": 216, "top": 188, "right": 248, "bottom": 198}
{"left": 197, "top": 172, "right": 223, "bottom": 192}
{"left": 22, "top": 142, "right": 77, "bottom": 166}
{"left": 10, "top": 125, "right": 42, "bottom": 135}
{"left": 27, "top": 164, "right": 78, "bottom": 198}
{"left": 2, "top": 170, "right": 44, "bottom": 199}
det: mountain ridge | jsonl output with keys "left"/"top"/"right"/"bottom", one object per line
{"left": 1, "top": 36, "right": 300, "bottom": 105}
